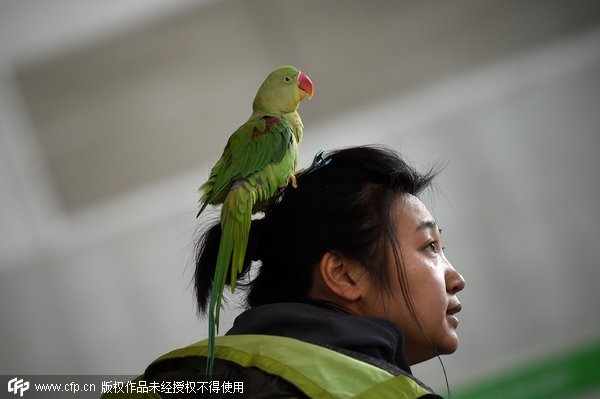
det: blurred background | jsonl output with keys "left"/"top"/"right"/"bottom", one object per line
{"left": 1, "top": 0, "right": 599, "bottom": 397}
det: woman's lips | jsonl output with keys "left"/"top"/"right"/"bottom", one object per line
{"left": 446, "top": 303, "right": 462, "bottom": 328}
{"left": 447, "top": 303, "right": 462, "bottom": 315}
{"left": 447, "top": 314, "right": 459, "bottom": 328}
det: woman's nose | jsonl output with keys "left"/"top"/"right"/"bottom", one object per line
{"left": 447, "top": 264, "right": 466, "bottom": 294}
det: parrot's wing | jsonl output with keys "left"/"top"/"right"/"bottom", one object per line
{"left": 204, "top": 116, "right": 294, "bottom": 204}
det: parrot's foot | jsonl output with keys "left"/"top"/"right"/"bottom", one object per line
{"left": 290, "top": 174, "right": 298, "bottom": 189}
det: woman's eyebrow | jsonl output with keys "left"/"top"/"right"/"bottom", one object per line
{"left": 415, "top": 220, "right": 438, "bottom": 232}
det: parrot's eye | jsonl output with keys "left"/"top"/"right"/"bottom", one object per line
{"left": 284, "top": 76, "right": 291, "bottom": 82}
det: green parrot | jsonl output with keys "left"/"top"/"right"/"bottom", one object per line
{"left": 197, "top": 65, "right": 314, "bottom": 375}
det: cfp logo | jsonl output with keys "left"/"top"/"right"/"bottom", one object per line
{"left": 7, "top": 378, "right": 29, "bottom": 397}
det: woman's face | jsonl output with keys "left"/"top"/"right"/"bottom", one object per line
{"left": 363, "top": 194, "right": 466, "bottom": 365}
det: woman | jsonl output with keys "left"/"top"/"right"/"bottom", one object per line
{"left": 118, "top": 146, "right": 465, "bottom": 398}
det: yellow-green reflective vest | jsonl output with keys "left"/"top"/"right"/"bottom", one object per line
{"left": 102, "top": 334, "right": 437, "bottom": 398}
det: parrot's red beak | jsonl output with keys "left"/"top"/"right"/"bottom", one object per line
{"left": 297, "top": 71, "right": 314, "bottom": 100}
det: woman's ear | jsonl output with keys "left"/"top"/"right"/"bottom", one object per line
{"left": 317, "top": 251, "right": 370, "bottom": 302}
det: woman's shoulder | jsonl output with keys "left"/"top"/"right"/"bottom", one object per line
{"left": 145, "top": 358, "right": 307, "bottom": 398}
{"left": 103, "top": 335, "right": 439, "bottom": 398}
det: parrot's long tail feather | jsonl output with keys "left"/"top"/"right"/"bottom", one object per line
{"left": 196, "top": 201, "right": 209, "bottom": 218}
{"left": 206, "top": 184, "right": 254, "bottom": 377}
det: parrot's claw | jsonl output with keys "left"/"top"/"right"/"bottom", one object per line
{"left": 290, "top": 174, "right": 298, "bottom": 189}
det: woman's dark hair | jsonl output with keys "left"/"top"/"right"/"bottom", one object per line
{"left": 194, "top": 145, "right": 438, "bottom": 315}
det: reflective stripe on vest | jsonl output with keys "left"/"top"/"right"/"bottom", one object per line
{"left": 149, "top": 334, "right": 433, "bottom": 398}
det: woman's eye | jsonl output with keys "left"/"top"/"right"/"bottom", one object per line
{"left": 427, "top": 241, "right": 445, "bottom": 254}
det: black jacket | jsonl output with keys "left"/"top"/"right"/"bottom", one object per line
{"left": 145, "top": 302, "right": 441, "bottom": 398}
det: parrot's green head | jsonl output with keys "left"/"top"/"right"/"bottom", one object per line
{"left": 252, "top": 66, "right": 314, "bottom": 114}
